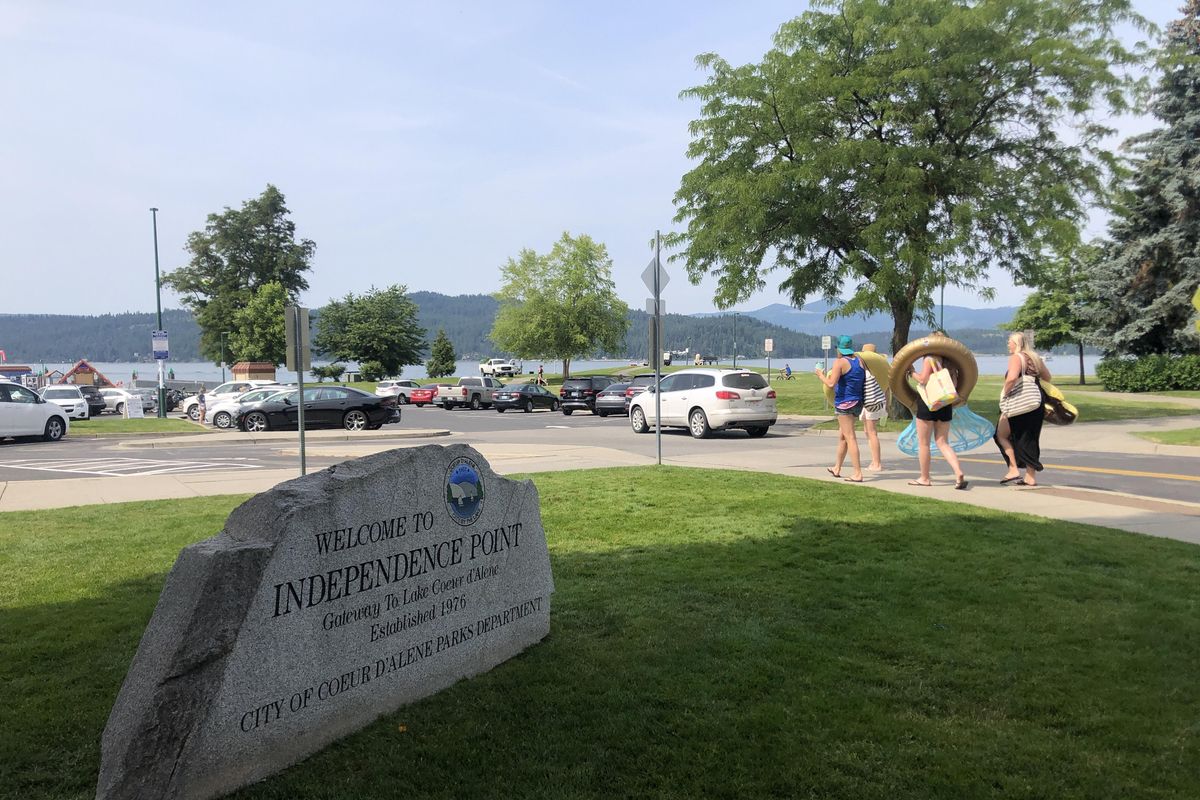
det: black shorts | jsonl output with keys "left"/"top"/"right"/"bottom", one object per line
{"left": 914, "top": 394, "right": 953, "bottom": 422}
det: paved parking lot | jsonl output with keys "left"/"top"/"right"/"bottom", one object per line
{"left": 0, "top": 455, "right": 264, "bottom": 478}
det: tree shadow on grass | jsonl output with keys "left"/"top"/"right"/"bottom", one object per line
{"left": 3, "top": 503, "right": 1199, "bottom": 800}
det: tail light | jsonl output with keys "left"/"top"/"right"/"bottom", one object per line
{"left": 767, "top": 390, "right": 777, "bottom": 399}
{"left": 559, "top": 389, "right": 566, "bottom": 397}
{"left": 460, "top": 388, "right": 468, "bottom": 396}
{"left": 715, "top": 390, "right": 741, "bottom": 400}
{"left": 625, "top": 388, "right": 635, "bottom": 397}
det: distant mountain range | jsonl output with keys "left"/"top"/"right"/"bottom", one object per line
{"left": 694, "top": 300, "right": 1019, "bottom": 335}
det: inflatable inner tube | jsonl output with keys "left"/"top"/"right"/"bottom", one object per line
{"left": 888, "top": 335, "right": 978, "bottom": 412}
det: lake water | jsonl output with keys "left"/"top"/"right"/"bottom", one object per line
{"left": 41, "top": 353, "right": 1098, "bottom": 386}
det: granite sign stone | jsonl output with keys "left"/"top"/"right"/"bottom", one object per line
{"left": 97, "top": 444, "right": 553, "bottom": 800}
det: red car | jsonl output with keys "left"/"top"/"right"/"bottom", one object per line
{"left": 410, "top": 384, "right": 440, "bottom": 407}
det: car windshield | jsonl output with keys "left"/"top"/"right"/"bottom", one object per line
{"left": 43, "top": 388, "right": 78, "bottom": 398}
{"left": 722, "top": 372, "right": 769, "bottom": 390}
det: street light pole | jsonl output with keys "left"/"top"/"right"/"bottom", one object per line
{"left": 221, "top": 331, "right": 230, "bottom": 382}
{"left": 150, "top": 207, "right": 166, "bottom": 418}
{"left": 733, "top": 312, "right": 738, "bottom": 368}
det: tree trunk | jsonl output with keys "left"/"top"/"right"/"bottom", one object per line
{"left": 1077, "top": 341, "right": 1085, "bottom": 385}
{"left": 561, "top": 359, "right": 570, "bottom": 381}
{"left": 888, "top": 302, "right": 915, "bottom": 420}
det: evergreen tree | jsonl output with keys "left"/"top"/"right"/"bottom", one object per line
{"left": 426, "top": 329, "right": 457, "bottom": 378}
{"left": 1084, "top": 1, "right": 1200, "bottom": 355}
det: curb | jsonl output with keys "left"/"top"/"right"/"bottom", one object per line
{"left": 117, "top": 429, "right": 452, "bottom": 448}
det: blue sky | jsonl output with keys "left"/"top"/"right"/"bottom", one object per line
{"left": 0, "top": 0, "right": 1180, "bottom": 317}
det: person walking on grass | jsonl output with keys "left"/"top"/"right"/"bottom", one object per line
{"left": 815, "top": 335, "right": 865, "bottom": 483}
{"left": 908, "top": 335, "right": 967, "bottom": 490}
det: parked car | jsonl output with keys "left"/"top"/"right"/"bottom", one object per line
{"left": 0, "top": 381, "right": 69, "bottom": 441}
{"left": 182, "top": 380, "right": 281, "bottom": 421}
{"left": 437, "top": 376, "right": 506, "bottom": 410}
{"left": 236, "top": 386, "right": 399, "bottom": 432}
{"left": 100, "top": 387, "right": 155, "bottom": 415}
{"left": 375, "top": 379, "right": 422, "bottom": 403}
{"left": 77, "top": 385, "right": 108, "bottom": 418}
{"left": 410, "top": 384, "right": 447, "bottom": 407}
{"left": 492, "top": 383, "right": 561, "bottom": 413}
{"left": 479, "top": 358, "right": 520, "bottom": 377}
{"left": 594, "top": 382, "right": 632, "bottom": 417}
{"left": 624, "top": 373, "right": 659, "bottom": 400}
{"left": 628, "top": 368, "right": 777, "bottom": 439}
{"left": 558, "top": 375, "right": 615, "bottom": 415}
{"left": 39, "top": 385, "right": 90, "bottom": 420}
{"left": 208, "top": 386, "right": 294, "bottom": 429}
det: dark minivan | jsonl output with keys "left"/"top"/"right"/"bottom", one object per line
{"left": 559, "top": 375, "right": 614, "bottom": 415}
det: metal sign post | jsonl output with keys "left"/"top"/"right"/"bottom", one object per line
{"left": 152, "top": 329, "right": 168, "bottom": 420}
{"left": 821, "top": 334, "right": 831, "bottom": 411}
{"left": 764, "top": 338, "right": 773, "bottom": 382}
{"left": 642, "top": 233, "right": 669, "bottom": 466}
{"left": 285, "top": 306, "right": 311, "bottom": 476}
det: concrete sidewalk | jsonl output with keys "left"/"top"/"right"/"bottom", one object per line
{"left": 2, "top": 431, "right": 1197, "bottom": 546}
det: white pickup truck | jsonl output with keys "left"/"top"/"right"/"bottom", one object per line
{"left": 436, "top": 376, "right": 506, "bottom": 410}
{"left": 479, "top": 359, "right": 520, "bottom": 377}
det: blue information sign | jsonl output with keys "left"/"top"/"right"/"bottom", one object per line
{"left": 152, "top": 330, "right": 169, "bottom": 360}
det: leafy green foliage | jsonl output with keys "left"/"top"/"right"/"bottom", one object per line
{"left": 229, "top": 282, "right": 287, "bottom": 364}
{"left": 162, "top": 185, "right": 314, "bottom": 365}
{"left": 309, "top": 363, "right": 345, "bottom": 383}
{"left": 669, "top": 0, "right": 1147, "bottom": 353}
{"left": 425, "top": 328, "right": 456, "bottom": 378}
{"left": 491, "top": 233, "right": 630, "bottom": 378}
{"left": 0, "top": 309, "right": 200, "bottom": 362}
{"left": 1096, "top": 354, "right": 1200, "bottom": 392}
{"left": 313, "top": 285, "right": 426, "bottom": 378}
{"left": 1084, "top": 1, "right": 1200, "bottom": 356}
{"left": 1004, "top": 247, "right": 1098, "bottom": 383}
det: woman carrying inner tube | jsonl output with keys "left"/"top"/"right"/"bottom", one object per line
{"left": 996, "top": 331, "right": 1051, "bottom": 486}
{"left": 814, "top": 335, "right": 865, "bottom": 482}
{"left": 909, "top": 334, "right": 968, "bottom": 490}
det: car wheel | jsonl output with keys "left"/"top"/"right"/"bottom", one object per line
{"left": 187, "top": 404, "right": 200, "bottom": 421}
{"left": 470, "top": 395, "right": 482, "bottom": 410}
{"left": 630, "top": 406, "right": 649, "bottom": 433}
{"left": 398, "top": 394, "right": 409, "bottom": 405}
{"left": 213, "top": 411, "right": 233, "bottom": 429}
{"left": 243, "top": 412, "right": 269, "bottom": 432}
{"left": 343, "top": 410, "right": 368, "bottom": 431}
{"left": 497, "top": 407, "right": 506, "bottom": 413}
{"left": 115, "top": 402, "right": 125, "bottom": 415}
{"left": 562, "top": 408, "right": 573, "bottom": 416}
{"left": 747, "top": 426, "right": 769, "bottom": 438}
{"left": 551, "top": 400, "right": 560, "bottom": 412}
{"left": 415, "top": 403, "right": 425, "bottom": 408}
{"left": 43, "top": 417, "right": 66, "bottom": 442}
{"left": 443, "top": 403, "right": 454, "bottom": 411}
{"left": 596, "top": 409, "right": 608, "bottom": 417}
{"left": 689, "top": 408, "right": 711, "bottom": 439}
{"left": 523, "top": 400, "right": 533, "bottom": 413}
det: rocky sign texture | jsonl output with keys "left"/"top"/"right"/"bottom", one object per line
{"left": 97, "top": 444, "right": 553, "bottom": 800}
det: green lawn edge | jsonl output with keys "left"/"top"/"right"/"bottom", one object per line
{"left": 2, "top": 466, "right": 1198, "bottom": 799}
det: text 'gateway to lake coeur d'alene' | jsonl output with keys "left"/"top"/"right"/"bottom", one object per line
{"left": 272, "top": 522, "right": 523, "bottom": 618}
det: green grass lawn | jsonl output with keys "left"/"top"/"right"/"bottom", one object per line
{"left": 1134, "top": 427, "right": 1200, "bottom": 446}
{"left": 69, "top": 416, "right": 204, "bottom": 435}
{"left": 2, "top": 467, "right": 1198, "bottom": 799}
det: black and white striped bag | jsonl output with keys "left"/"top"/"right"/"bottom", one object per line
{"left": 863, "top": 371, "right": 885, "bottom": 411}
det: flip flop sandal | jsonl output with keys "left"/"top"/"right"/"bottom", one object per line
{"left": 907, "top": 480, "right": 932, "bottom": 487}
{"left": 844, "top": 477, "right": 864, "bottom": 483}
{"left": 999, "top": 476, "right": 1021, "bottom": 485}
{"left": 826, "top": 467, "right": 842, "bottom": 478}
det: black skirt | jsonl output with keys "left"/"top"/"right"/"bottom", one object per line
{"left": 914, "top": 393, "right": 953, "bottom": 422}
{"left": 996, "top": 407, "right": 1044, "bottom": 472}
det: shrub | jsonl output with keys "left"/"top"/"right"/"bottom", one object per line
{"left": 358, "top": 361, "right": 385, "bottom": 382}
{"left": 1096, "top": 354, "right": 1200, "bottom": 392}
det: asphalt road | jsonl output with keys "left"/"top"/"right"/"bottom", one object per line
{"left": 0, "top": 403, "right": 1196, "bottom": 505}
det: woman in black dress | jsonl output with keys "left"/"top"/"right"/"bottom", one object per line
{"left": 995, "top": 332, "right": 1052, "bottom": 486}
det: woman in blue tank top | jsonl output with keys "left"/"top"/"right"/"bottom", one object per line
{"left": 815, "top": 335, "right": 865, "bottom": 482}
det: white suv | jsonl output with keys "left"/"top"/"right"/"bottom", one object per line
{"left": 181, "top": 380, "right": 281, "bottom": 421}
{"left": 628, "top": 368, "right": 777, "bottom": 439}
{"left": 374, "top": 379, "right": 422, "bottom": 403}
{"left": 40, "top": 385, "right": 91, "bottom": 420}
{"left": 207, "top": 386, "right": 293, "bottom": 429}
{"left": 1, "top": 381, "right": 69, "bottom": 440}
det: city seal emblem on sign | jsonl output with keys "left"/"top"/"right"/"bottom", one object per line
{"left": 445, "top": 455, "right": 484, "bottom": 526}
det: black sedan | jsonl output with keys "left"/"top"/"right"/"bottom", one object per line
{"left": 493, "top": 383, "right": 561, "bottom": 413}
{"left": 594, "top": 382, "right": 631, "bottom": 417}
{"left": 236, "top": 386, "right": 399, "bottom": 432}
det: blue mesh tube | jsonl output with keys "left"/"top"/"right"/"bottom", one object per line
{"left": 896, "top": 404, "right": 996, "bottom": 457}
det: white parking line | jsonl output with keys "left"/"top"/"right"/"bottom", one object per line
{"left": 0, "top": 458, "right": 263, "bottom": 477}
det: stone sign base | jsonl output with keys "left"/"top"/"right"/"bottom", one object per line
{"left": 97, "top": 444, "right": 553, "bottom": 800}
